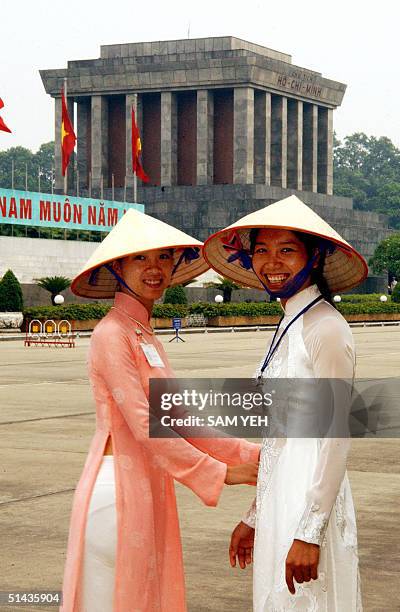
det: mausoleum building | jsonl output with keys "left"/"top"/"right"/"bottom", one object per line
{"left": 40, "top": 36, "right": 392, "bottom": 291}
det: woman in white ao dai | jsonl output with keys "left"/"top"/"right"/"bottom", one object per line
{"left": 242, "top": 283, "right": 362, "bottom": 611}
{"left": 203, "top": 196, "right": 368, "bottom": 612}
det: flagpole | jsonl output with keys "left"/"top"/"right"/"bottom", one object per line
{"left": 112, "top": 173, "right": 115, "bottom": 201}
{"left": 11, "top": 159, "right": 14, "bottom": 189}
{"left": 133, "top": 93, "right": 138, "bottom": 203}
{"left": 63, "top": 77, "right": 68, "bottom": 195}
{"left": 25, "top": 163, "right": 28, "bottom": 191}
{"left": 124, "top": 175, "right": 126, "bottom": 202}
{"left": 134, "top": 173, "right": 137, "bottom": 203}
{"left": 51, "top": 167, "right": 54, "bottom": 195}
{"left": 38, "top": 166, "right": 41, "bottom": 192}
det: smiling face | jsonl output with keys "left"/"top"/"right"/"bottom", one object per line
{"left": 251, "top": 228, "right": 315, "bottom": 295}
{"left": 113, "top": 248, "right": 174, "bottom": 309}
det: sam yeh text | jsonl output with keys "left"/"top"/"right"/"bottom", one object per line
{"left": 161, "top": 415, "right": 269, "bottom": 428}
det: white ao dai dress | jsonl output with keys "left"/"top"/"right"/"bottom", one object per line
{"left": 243, "top": 285, "right": 362, "bottom": 612}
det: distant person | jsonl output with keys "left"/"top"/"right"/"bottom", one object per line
{"left": 204, "top": 195, "right": 367, "bottom": 611}
{"left": 60, "top": 209, "right": 259, "bottom": 612}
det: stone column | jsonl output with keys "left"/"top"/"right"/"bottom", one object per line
{"left": 317, "top": 107, "right": 333, "bottom": 195}
{"left": 326, "top": 108, "right": 333, "bottom": 195}
{"left": 287, "top": 99, "right": 303, "bottom": 190}
{"left": 233, "top": 87, "right": 254, "bottom": 184}
{"left": 196, "top": 90, "right": 213, "bottom": 185}
{"left": 254, "top": 91, "right": 271, "bottom": 185}
{"left": 161, "top": 92, "right": 177, "bottom": 186}
{"left": 271, "top": 95, "right": 287, "bottom": 188}
{"left": 302, "top": 104, "right": 318, "bottom": 192}
{"left": 91, "top": 95, "right": 108, "bottom": 192}
{"left": 281, "top": 97, "right": 288, "bottom": 189}
{"left": 311, "top": 105, "right": 318, "bottom": 192}
{"left": 76, "top": 99, "right": 90, "bottom": 191}
{"left": 296, "top": 101, "right": 303, "bottom": 190}
{"left": 54, "top": 97, "right": 63, "bottom": 191}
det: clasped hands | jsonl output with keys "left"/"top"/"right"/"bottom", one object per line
{"left": 229, "top": 522, "right": 320, "bottom": 595}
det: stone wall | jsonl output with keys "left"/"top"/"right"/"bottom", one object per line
{"left": 135, "top": 184, "right": 392, "bottom": 263}
{"left": 0, "top": 236, "right": 97, "bottom": 284}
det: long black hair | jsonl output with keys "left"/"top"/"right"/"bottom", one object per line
{"left": 248, "top": 228, "right": 334, "bottom": 306}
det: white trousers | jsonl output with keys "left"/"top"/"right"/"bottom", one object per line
{"left": 80, "top": 456, "right": 117, "bottom": 612}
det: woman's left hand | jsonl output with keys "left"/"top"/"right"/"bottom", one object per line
{"left": 285, "top": 539, "right": 320, "bottom": 595}
{"left": 229, "top": 521, "right": 255, "bottom": 569}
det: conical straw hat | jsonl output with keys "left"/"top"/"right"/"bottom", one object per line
{"left": 203, "top": 195, "right": 368, "bottom": 294}
{"left": 71, "top": 208, "right": 209, "bottom": 298}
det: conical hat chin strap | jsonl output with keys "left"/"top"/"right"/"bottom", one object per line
{"left": 255, "top": 252, "right": 319, "bottom": 299}
{"left": 103, "top": 263, "right": 144, "bottom": 300}
{"left": 221, "top": 232, "right": 335, "bottom": 299}
{"left": 87, "top": 246, "right": 201, "bottom": 298}
{"left": 87, "top": 262, "right": 145, "bottom": 300}
{"left": 255, "top": 238, "right": 335, "bottom": 299}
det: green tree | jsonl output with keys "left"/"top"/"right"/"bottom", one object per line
{"left": 204, "top": 276, "right": 240, "bottom": 303}
{"left": 35, "top": 142, "right": 55, "bottom": 192}
{"left": 0, "top": 270, "right": 24, "bottom": 311}
{"left": 333, "top": 133, "right": 400, "bottom": 228}
{"left": 369, "top": 235, "right": 400, "bottom": 280}
{"left": 0, "top": 142, "right": 55, "bottom": 192}
{"left": 35, "top": 276, "right": 71, "bottom": 305}
{"left": 163, "top": 285, "right": 187, "bottom": 305}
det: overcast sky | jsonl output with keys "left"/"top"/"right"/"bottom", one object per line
{"left": 0, "top": 0, "right": 398, "bottom": 152}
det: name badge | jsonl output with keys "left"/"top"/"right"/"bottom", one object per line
{"left": 140, "top": 343, "right": 165, "bottom": 368}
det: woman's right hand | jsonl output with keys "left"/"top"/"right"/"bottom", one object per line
{"left": 224, "top": 462, "right": 259, "bottom": 485}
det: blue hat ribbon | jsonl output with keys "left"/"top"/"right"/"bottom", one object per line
{"left": 171, "top": 247, "right": 200, "bottom": 276}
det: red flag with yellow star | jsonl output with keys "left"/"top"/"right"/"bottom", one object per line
{"left": 0, "top": 98, "right": 11, "bottom": 133}
{"left": 61, "top": 89, "right": 76, "bottom": 176}
{"left": 131, "top": 106, "right": 149, "bottom": 182}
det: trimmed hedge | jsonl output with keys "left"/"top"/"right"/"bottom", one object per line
{"left": 340, "top": 293, "right": 389, "bottom": 303}
{"left": 152, "top": 304, "right": 188, "bottom": 318}
{"left": 24, "top": 303, "right": 111, "bottom": 321}
{"left": 23, "top": 297, "right": 400, "bottom": 322}
{"left": 188, "top": 301, "right": 283, "bottom": 317}
{"left": 337, "top": 302, "right": 400, "bottom": 314}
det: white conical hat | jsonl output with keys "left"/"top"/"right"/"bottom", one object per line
{"left": 71, "top": 208, "right": 208, "bottom": 298}
{"left": 203, "top": 195, "right": 368, "bottom": 293}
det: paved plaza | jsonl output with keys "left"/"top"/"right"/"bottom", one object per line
{"left": 0, "top": 327, "right": 399, "bottom": 611}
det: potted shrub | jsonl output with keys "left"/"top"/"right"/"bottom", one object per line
{"left": 34, "top": 276, "right": 72, "bottom": 305}
{"left": 0, "top": 269, "right": 24, "bottom": 331}
{"left": 204, "top": 276, "right": 240, "bottom": 303}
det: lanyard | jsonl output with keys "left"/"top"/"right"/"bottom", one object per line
{"left": 258, "top": 294, "right": 324, "bottom": 380}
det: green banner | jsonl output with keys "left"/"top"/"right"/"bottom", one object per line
{"left": 0, "top": 188, "right": 144, "bottom": 231}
